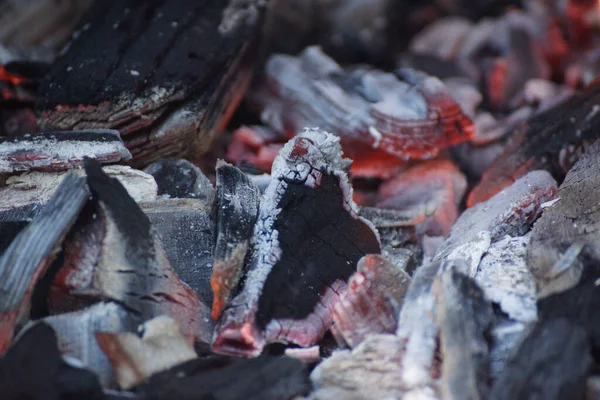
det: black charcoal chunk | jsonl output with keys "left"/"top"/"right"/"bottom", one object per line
{"left": 490, "top": 318, "right": 592, "bottom": 400}
{"left": 136, "top": 355, "right": 310, "bottom": 400}
{"left": 145, "top": 158, "right": 214, "bottom": 201}
{"left": 0, "top": 323, "right": 103, "bottom": 400}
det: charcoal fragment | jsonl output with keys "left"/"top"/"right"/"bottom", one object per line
{"left": 97, "top": 316, "right": 197, "bottom": 390}
{"left": 23, "top": 302, "right": 133, "bottom": 388}
{"left": 142, "top": 199, "right": 215, "bottom": 307}
{"left": 0, "top": 129, "right": 131, "bottom": 174}
{"left": 144, "top": 158, "right": 214, "bottom": 201}
{"left": 470, "top": 81, "right": 600, "bottom": 206}
{"left": 528, "top": 139, "right": 600, "bottom": 297}
{"left": 136, "top": 354, "right": 310, "bottom": 400}
{"left": 0, "top": 323, "right": 103, "bottom": 400}
{"left": 211, "top": 162, "right": 260, "bottom": 320}
{"left": 332, "top": 254, "right": 410, "bottom": 348}
{"left": 490, "top": 318, "right": 592, "bottom": 400}
{"left": 435, "top": 269, "right": 493, "bottom": 400}
{"left": 52, "top": 159, "right": 212, "bottom": 343}
{"left": 213, "top": 128, "right": 381, "bottom": 357}
{"left": 0, "top": 172, "right": 89, "bottom": 354}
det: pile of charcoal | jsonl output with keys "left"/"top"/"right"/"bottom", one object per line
{"left": 3, "top": 0, "right": 600, "bottom": 399}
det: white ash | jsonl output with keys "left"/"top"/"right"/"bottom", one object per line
{"left": 475, "top": 234, "right": 537, "bottom": 322}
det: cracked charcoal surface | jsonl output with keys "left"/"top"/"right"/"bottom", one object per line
{"left": 256, "top": 172, "right": 381, "bottom": 328}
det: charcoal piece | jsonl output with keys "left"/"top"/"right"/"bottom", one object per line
{"left": 434, "top": 170, "right": 557, "bottom": 275}
{"left": 144, "top": 158, "right": 214, "bottom": 201}
{"left": 537, "top": 264, "right": 600, "bottom": 356}
{"left": 489, "top": 317, "right": 530, "bottom": 378}
{"left": 0, "top": 172, "right": 88, "bottom": 354}
{"left": 141, "top": 199, "right": 215, "bottom": 306}
{"left": 0, "top": 323, "right": 103, "bottom": 400}
{"left": 469, "top": 81, "right": 600, "bottom": 206}
{"left": 0, "top": 129, "right": 131, "bottom": 174}
{"left": 37, "top": 0, "right": 265, "bottom": 166}
{"left": 376, "top": 159, "right": 467, "bottom": 237}
{"left": 211, "top": 162, "right": 260, "bottom": 320}
{"left": 0, "top": 165, "right": 157, "bottom": 212}
{"left": 528, "top": 140, "right": 600, "bottom": 297}
{"left": 52, "top": 159, "right": 212, "bottom": 343}
{"left": 213, "top": 129, "right": 381, "bottom": 357}
{"left": 308, "top": 334, "right": 407, "bottom": 399}
{"left": 23, "top": 302, "right": 133, "bottom": 388}
{"left": 0, "top": 203, "right": 43, "bottom": 254}
{"left": 136, "top": 354, "right": 310, "bottom": 400}
{"left": 97, "top": 316, "right": 197, "bottom": 390}
{"left": 489, "top": 318, "right": 592, "bottom": 400}
{"left": 475, "top": 235, "right": 537, "bottom": 322}
{"left": 332, "top": 254, "right": 411, "bottom": 348}
{"left": 397, "top": 259, "right": 468, "bottom": 390}
{"left": 435, "top": 269, "right": 493, "bottom": 400}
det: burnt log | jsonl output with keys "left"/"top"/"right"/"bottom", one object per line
{"left": 36, "top": 0, "right": 268, "bottom": 166}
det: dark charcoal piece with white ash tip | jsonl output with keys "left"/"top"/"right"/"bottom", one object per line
{"left": 435, "top": 269, "right": 494, "bottom": 400}
{"left": 0, "top": 172, "right": 89, "bottom": 355}
{"left": 213, "top": 128, "right": 381, "bottom": 357}
{"left": 0, "top": 323, "right": 103, "bottom": 400}
{"left": 0, "top": 129, "right": 131, "bottom": 174}
{"left": 211, "top": 161, "right": 260, "bottom": 320}
{"left": 36, "top": 0, "right": 268, "bottom": 167}
{"left": 144, "top": 158, "right": 214, "bottom": 201}
{"left": 51, "top": 158, "right": 212, "bottom": 343}
{"left": 489, "top": 318, "right": 592, "bottom": 400}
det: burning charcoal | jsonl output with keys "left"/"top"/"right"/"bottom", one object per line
{"left": 475, "top": 235, "right": 537, "bottom": 322}
{"left": 226, "top": 125, "right": 284, "bottom": 173}
{"left": 144, "top": 158, "right": 214, "bottom": 201}
{"left": 97, "top": 316, "right": 197, "bottom": 390}
{"left": 377, "top": 159, "right": 467, "bottom": 237}
{"left": 136, "top": 354, "right": 310, "bottom": 400}
{"left": 435, "top": 170, "right": 557, "bottom": 276}
{"left": 52, "top": 159, "right": 212, "bottom": 343}
{"left": 397, "top": 259, "right": 467, "bottom": 392}
{"left": 141, "top": 199, "right": 215, "bottom": 306}
{"left": 489, "top": 318, "right": 592, "bottom": 400}
{"left": 0, "top": 172, "right": 88, "bottom": 354}
{"left": 435, "top": 269, "right": 493, "bottom": 400}
{"left": 468, "top": 82, "right": 600, "bottom": 206}
{"left": 284, "top": 345, "right": 321, "bottom": 363}
{"left": 251, "top": 46, "right": 475, "bottom": 178}
{"left": 23, "top": 302, "right": 133, "bottom": 388}
{"left": 332, "top": 254, "right": 410, "bottom": 348}
{"left": 528, "top": 140, "right": 600, "bottom": 297}
{"left": 397, "top": 52, "right": 478, "bottom": 81}
{"left": 213, "top": 128, "right": 381, "bottom": 357}
{"left": 0, "top": 129, "right": 131, "bottom": 174}
{"left": 211, "top": 162, "right": 260, "bottom": 320}
{"left": 0, "top": 323, "right": 103, "bottom": 400}
{"left": 307, "top": 334, "right": 409, "bottom": 400}
{"left": 0, "top": 165, "right": 157, "bottom": 211}
{"left": 36, "top": 0, "right": 266, "bottom": 167}
{"left": 408, "top": 17, "right": 474, "bottom": 60}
